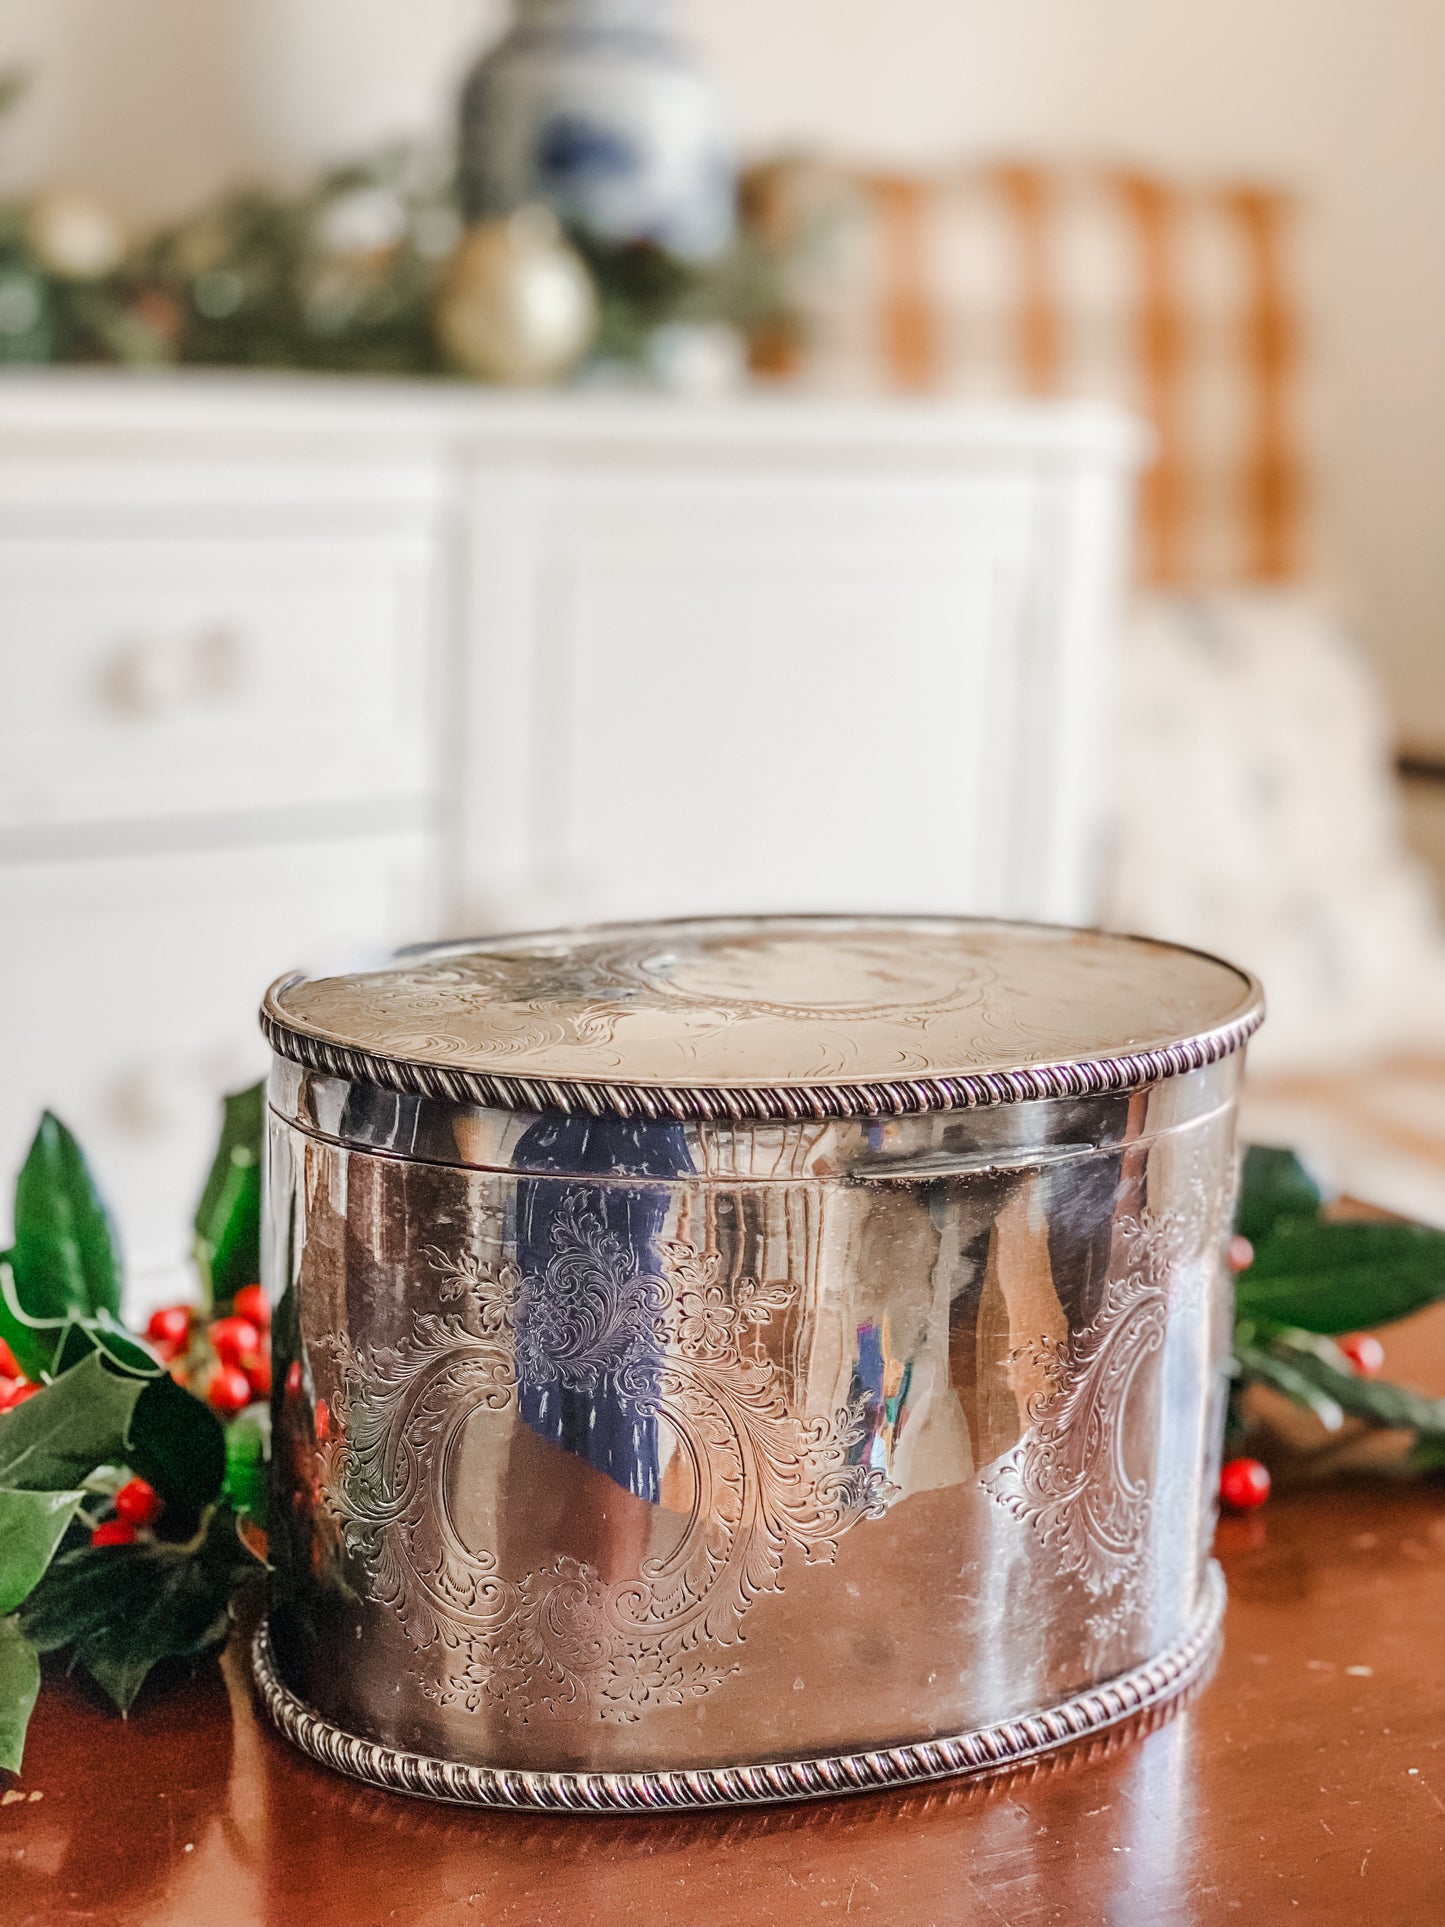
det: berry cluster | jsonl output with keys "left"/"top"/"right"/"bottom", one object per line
{"left": 145, "top": 1282, "right": 271, "bottom": 1417}
{"left": 90, "top": 1474, "right": 163, "bottom": 1548}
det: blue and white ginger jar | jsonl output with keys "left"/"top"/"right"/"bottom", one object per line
{"left": 458, "top": 0, "right": 736, "bottom": 261}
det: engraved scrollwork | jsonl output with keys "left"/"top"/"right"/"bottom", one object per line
{"left": 321, "top": 1195, "right": 897, "bottom": 1723}
{"left": 981, "top": 1175, "right": 1230, "bottom": 1621}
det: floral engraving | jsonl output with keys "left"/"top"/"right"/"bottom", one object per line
{"left": 321, "top": 1196, "right": 896, "bottom": 1722}
{"left": 981, "top": 1177, "right": 1230, "bottom": 1618}
{"left": 276, "top": 926, "right": 1003, "bottom": 1079}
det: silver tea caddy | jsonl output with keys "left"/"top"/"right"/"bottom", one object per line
{"left": 252, "top": 915, "right": 1263, "bottom": 1812}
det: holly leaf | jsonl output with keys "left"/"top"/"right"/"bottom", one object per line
{"left": 1, "top": 1114, "right": 125, "bottom": 1383}
{"left": 19, "top": 1504, "right": 259, "bottom": 1713}
{"left": 127, "top": 1373, "right": 226, "bottom": 1512}
{"left": 1236, "top": 1219, "right": 1445, "bottom": 1334}
{"left": 0, "top": 1615, "right": 40, "bottom": 1774}
{"left": 0, "top": 1264, "right": 163, "bottom": 1389}
{"left": 0, "top": 1352, "right": 225, "bottom": 1512}
{"left": 1236, "top": 1143, "right": 1326, "bottom": 1249}
{"left": 223, "top": 1403, "right": 269, "bottom": 1526}
{"left": 1268, "top": 1332, "right": 1445, "bottom": 1435}
{"left": 0, "top": 1352, "right": 146, "bottom": 1492}
{"left": 194, "top": 1083, "right": 264, "bottom": 1313}
{"left": 8, "top": 1112, "right": 121, "bottom": 1323}
{"left": 0, "top": 1488, "right": 86, "bottom": 1616}
{"left": 1234, "top": 1340, "right": 1345, "bottom": 1432}
{"left": 49, "top": 1307, "right": 160, "bottom": 1380}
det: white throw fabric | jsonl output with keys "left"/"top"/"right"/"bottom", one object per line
{"left": 1104, "top": 590, "right": 1445, "bottom": 1076}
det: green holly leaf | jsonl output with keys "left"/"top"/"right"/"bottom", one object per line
{"left": 0, "top": 1487, "right": 86, "bottom": 1615}
{"left": 1236, "top": 1219, "right": 1445, "bottom": 1335}
{"left": 194, "top": 1083, "right": 264, "bottom": 1313}
{"left": 127, "top": 1373, "right": 226, "bottom": 1513}
{"left": 11, "top": 1112, "right": 121, "bottom": 1316}
{"left": 0, "top": 1276, "right": 162, "bottom": 1390}
{"left": 223, "top": 1403, "right": 269, "bottom": 1527}
{"left": 1268, "top": 1332, "right": 1445, "bottom": 1435}
{"left": 1236, "top": 1143, "right": 1326, "bottom": 1249}
{"left": 0, "top": 1614, "right": 40, "bottom": 1774}
{"left": 49, "top": 1307, "right": 160, "bottom": 1380}
{"left": 0, "top": 1352, "right": 146, "bottom": 1492}
{"left": 1234, "top": 1339, "right": 1345, "bottom": 1432}
{"left": 0, "top": 1352, "right": 224, "bottom": 1512}
{"left": 1, "top": 1114, "right": 122, "bottom": 1380}
{"left": 19, "top": 1504, "right": 259, "bottom": 1713}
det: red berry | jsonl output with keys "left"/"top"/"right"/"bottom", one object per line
{"left": 0, "top": 1380, "right": 40, "bottom": 1412}
{"left": 314, "top": 1397, "right": 330, "bottom": 1442}
{"left": 146, "top": 1304, "right": 194, "bottom": 1348}
{"left": 1339, "top": 1332, "right": 1385, "bottom": 1377}
{"left": 1220, "top": 1457, "right": 1271, "bottom": 1511}
{"left": 114, "top": 1475, "right": 163, "bottom": 1530}
{"left": 0, "top": 1336, "right": 19, "bottom": 1379}
{"left": 91, "top": 1519, "right": 138, "bottom": 1548}
{"left": 210, "top": 1316, "right": 261, "bottom": 1367}
{"left": 284, "top": 1360, "right": 302, "bottom": 1398}
{"left": 232, "top": 1284, "right": 270, "bottom": 1329}
{"left": 207, "top": 1364, "right": 253, "bottom": 1415}
{"left": 241, "top": 1350, "right": 272, "bottom": 1400}
{"left": 1227, "top": 1236, "right": 1255, "bottom": 1275}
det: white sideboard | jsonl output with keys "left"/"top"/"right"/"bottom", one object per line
{"left": 0, "top": 373, "right": 1140, "bottom": 1305}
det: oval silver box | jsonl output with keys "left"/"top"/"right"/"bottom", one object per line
{"left": 254, "top": 916, "right": 1263, "bottom": 1812}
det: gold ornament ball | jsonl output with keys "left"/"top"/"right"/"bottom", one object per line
{"left": 26, "top": 186, "right": 126, "bottom": 280}
{"left": 436, "top": 208, "right": 596, "bottom": 384}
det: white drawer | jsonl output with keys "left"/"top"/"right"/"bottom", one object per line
{"left": 0, "top": 531, "right": 438, "bottom": 831}
{"left": 0, "top": 832, "right": 438, "bottom": 1312}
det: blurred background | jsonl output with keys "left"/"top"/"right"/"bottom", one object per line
{"left": 3, "top": 0, "right": 1445, "bottom": 1309}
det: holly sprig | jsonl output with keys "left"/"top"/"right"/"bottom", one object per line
{"left": 3, "top": 1115, "right": 1442, "bottom": 1772}
{"left": 0, "top": 1090, "right": 269, "bottom": 1774}
{"left": 1229, "top": 1145, "right": 1445, "bottom": 1469}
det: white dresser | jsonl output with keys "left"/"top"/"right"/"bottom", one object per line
{"left": 0, "top": 373, "right": 1140, "bottom": 1304}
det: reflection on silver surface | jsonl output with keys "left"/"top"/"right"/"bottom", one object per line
{"left": 260, "top": 909, "right": 1256, "bottom": 1795}
{"left": 262, "top": 982, "right": 1247, "bottom": 1800}
{"left": 251, "top": 1566, "right": 1224, "bottom": 1810}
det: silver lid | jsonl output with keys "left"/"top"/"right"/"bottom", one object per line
{"left": 260, "top": 921, "right": 1263, "bottom": 1125}
{"left": 260, "top": 916, "right": 1263, "bottom": 1122}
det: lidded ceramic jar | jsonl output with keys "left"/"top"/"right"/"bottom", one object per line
{"left": 458, "top": 0, "right": 736, "bottom": 260}
{"left": 253, "top": 916, "right": 1263, "bottom": 1811}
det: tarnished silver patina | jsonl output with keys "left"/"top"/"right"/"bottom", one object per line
{"left": 257, "top": 916, "right": 1263, "bottom": 1809}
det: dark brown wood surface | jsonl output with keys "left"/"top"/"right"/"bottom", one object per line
{"left": 5, "top": 1309, "right": 1444, "bottom": 1927}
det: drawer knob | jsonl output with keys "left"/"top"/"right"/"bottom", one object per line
{"left": 100, "top": 627, "right": 246, "bottom": 717}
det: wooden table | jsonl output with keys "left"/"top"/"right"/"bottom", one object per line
{"left": 6, "top": 1316, "right": 1444, "bottom": 1927}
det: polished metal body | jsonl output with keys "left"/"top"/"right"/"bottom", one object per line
{"left": 258, "top": 917, "right": 1262, "bottom": 1808}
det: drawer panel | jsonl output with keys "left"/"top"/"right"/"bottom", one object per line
{"left": 0, "top": 532, "right": 438, "bottom": 830}
{"left": 0, "top": 832, "right": 437, "bottom": 1312}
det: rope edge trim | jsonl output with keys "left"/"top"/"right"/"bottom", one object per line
{"left": 259, "top": 1008, "right": 1264, "bottom": 1122}
{"left": 250, "top": 1562, "right": 1226, "bottom": 1814}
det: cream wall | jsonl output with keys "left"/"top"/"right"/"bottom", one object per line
{"left": 2, "top": 0, "right": 1442, "bottom": 744}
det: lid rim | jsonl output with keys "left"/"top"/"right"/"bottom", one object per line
{"left": 260, "top": 916, "right": 1265, "bottom": 1121}
{"left": 258, "top": 998, "right": 1264, "bottom": 1122}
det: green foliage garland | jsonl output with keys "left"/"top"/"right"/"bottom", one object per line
{"left": 0, "top": 69, "right": 792, "bottom": 383}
